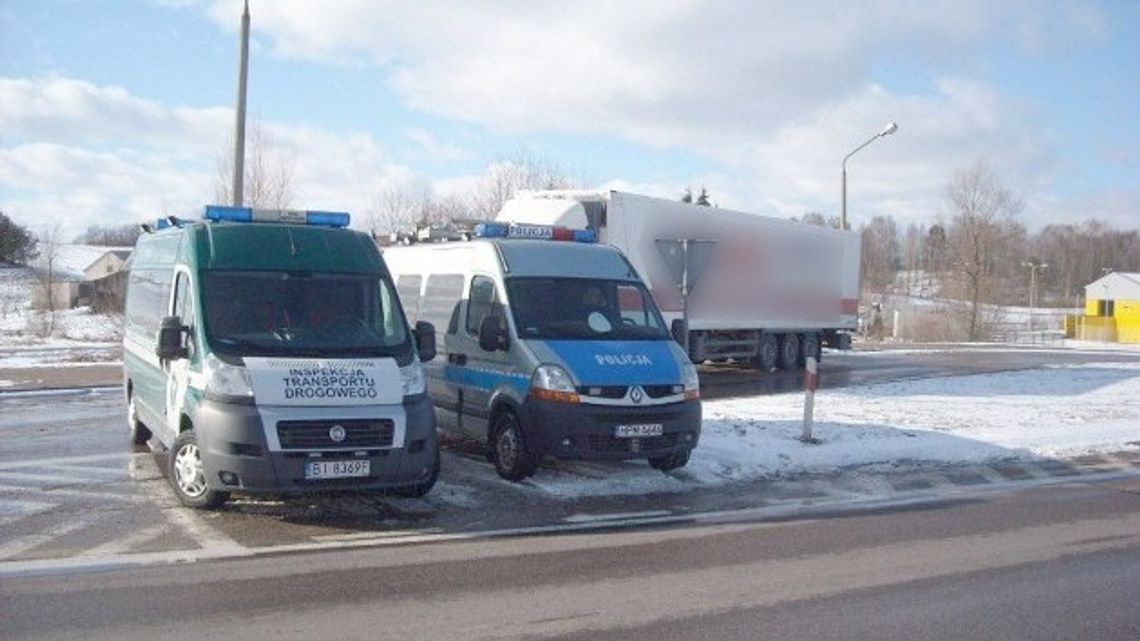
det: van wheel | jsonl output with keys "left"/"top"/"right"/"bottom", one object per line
{"left": 778, "top": 334, "right": 800, "bottom": 370}
{"left": 169, "top": 430, "right": 228, "bottom": 510}
{"left": 491, "top": 411, "right": 537, "bottom": 481}
{"left": 649, "top": 449, "right": 691, "bottom": 472}
{"left": 393, "top": 445, "right": 440, "bottom": 498}
{"left": 753, "top": 334, "right": 778, "bottom": 371}
{"left": 127, "top": 393, "right": 151, "bottom": 446}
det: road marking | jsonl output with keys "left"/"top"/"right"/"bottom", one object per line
{"left": 0, "top": 483, "right": 145, "bottom": 504}
{"left": 0, "top": 453, "right": 127, "bottom": 470}
{"left": 79, "top": 523, "right": 171, "bottom": 558}
{"left": 0, "top": 498, "right": 56, "bottom": 527}
{"left": 0, "top": 514, "right": 101, "bottom": 560}
{"left": 564, "top": 510, "right": 674, "bottom": 524}
{"left": 3, "top": 467, "right": 1140, "bottom": 579}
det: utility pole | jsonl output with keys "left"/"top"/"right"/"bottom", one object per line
{"left": 231, "top": 0, "right": 250, "bottom": 206}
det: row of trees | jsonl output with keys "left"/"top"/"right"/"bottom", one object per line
{"left": 850, "top": 163, "right": 1139, "bottom": 339}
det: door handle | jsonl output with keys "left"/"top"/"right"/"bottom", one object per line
{"left": 449, "top": 353, "right": 467, "bottom": 366}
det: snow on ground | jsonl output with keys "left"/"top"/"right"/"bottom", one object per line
{"left": 1, "top": 267, "right": 122, "bottom": 367}
{"left": 528, "top": 362, "right": 1140, "bottom": 498}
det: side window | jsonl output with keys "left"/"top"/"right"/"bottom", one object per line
{"left": 396, "top": 275, "right": 422, "bottom": 323}
{"left": 466, "top": 276, "right": 498, "bottom": 336}
{"left": 171, "top": 272, "right": 196, "bottom": 357}
{"left": 422, "top": 273, "right": 465, "bottom": 335}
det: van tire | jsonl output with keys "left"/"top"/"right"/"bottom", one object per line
{"left": 491, "top": 410, "right": 537, "bottom": 481}
{"left": 169, "top": 430, "right": 228, "bottom": 510}
{"left": 778, "top": 333, "right": 800, "bottom": 370}
{"left": 649, "top": 449, "right": 691, "bottom": 472}
{"left": 393, "top": 445, "right": 440, "bottom": 498}
{"left": 127, "top": 393, "right": 151, "bottom": 446}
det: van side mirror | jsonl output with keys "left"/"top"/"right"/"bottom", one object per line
{"left": 670, "top": 318, "right": 687, "bottom": 346}
{"left": 478, "top": 315, "right": 509, "bottom": 352}
{"left": 156, "top": 316, "right": 188, "bottom": 361}
{"left": 414, "top": 321, "right": 436, "bottom": 361}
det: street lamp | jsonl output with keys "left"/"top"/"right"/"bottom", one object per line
{"left": 1023, "top": 259, "right": 1048, "bottom": 332}
{"left": 841, "top": 121, "right": 898, "bottom": 231}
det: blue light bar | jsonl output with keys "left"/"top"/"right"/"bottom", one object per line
{"left": 472, "top": 221, "right": 595, "bottom": 243}
{"left": 474, "top": 222, "right": 509, "bottom": 238}
{"left": 154, "top": 218, "right": 171, "bottom": 230}
{"left": 203, "top": 205, "right": 350, "bottom": 228}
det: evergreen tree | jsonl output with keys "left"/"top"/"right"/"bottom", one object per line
{"left": 680, "top": 188, "right": 693, "bottom": 204}
{"left": 695, "top": 187, "right": 711, "bottom": 206}
{"left": 0, "top": 211, "right": 39, "bottom": 266}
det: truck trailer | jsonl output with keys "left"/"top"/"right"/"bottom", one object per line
{"left": 497, "top": 190, "right": 861, "bottom": 370}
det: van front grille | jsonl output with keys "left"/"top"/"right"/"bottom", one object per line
{"left": 276, "top": 419, "right": 394, "bottom": 449}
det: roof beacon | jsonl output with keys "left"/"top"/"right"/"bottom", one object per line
{"left": 473, "top": 222, "right": 595, "bottom": 243}
{"left": 203, "top": 205, "right": 351, "bottom": 228}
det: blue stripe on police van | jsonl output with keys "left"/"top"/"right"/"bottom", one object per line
{"left": 443, "top": 364, "right": 529, "bottom": 395}
{"left": 537, "top": 340, "right": 681, "bottom": 386}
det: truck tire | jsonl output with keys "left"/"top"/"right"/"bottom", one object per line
{"left": 491, "top": 410, "right": 538, "bottom": 481}
{"left": 127, "top": 391, "right": 151, "bottom": 446}
{"left": 168, "top": 430, "right": 228, "bottom": 510}
{"left": 837, "top": 332, "right": 852, "bottom": 350}
{"left": 753, "top": 333, "right": 778, "bottom": 371}
{"left": 800, "top": 333, "right": 821, "bottom": 365}
{"left": 778, "top": 333, "right": 800, "bottom": 370}
{"left": 649, "top": 449, "right": 691, "bottom": 472}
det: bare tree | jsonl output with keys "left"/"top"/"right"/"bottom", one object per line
{"left": 214, "top": 120, "right": 295, "bottom": 209}
{"left": 33, "top": 226, "right": 63, "bottom": 337}
{"left": 945, "top": 162, "right": 1024, "bottom": 340}
{"left": 860, "top": 215, "right": 901, "bottom": 296}
{"left": 369, "top": 183, "right": 436, "bottom": 236}
{"left": 74, "top": 224, "right": 140, "bottom": 246}
{"left": 466, "top": 153, "right": 577, "bottom": 219}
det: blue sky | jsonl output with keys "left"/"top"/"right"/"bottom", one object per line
{"left": 1, "top": 0, "right": 1137, "bottom": 236}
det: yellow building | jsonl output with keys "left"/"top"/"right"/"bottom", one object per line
{"left": 1080, "top": 272, "right": 1140, "bottom": 344}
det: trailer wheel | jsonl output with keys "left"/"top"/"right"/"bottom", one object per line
{"left": 800, "top": 333, "right": 821, "bottom": 365}
{"left": 753, "top": 334, "right": 778, "bottom": 371}
{"left": 778, "top": 334, "right": 800, "bottom": 370}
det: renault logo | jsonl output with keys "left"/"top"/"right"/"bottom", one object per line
{"left": 329, "top": 424, "right": 347, "bottom": 443}
{"left": 630, "top": 386, "right": 644, "bottom": 404}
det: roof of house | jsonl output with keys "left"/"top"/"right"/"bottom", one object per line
{"left": 29, "top": 245, "right": 133, "bottom": 282}
{"left": 1084, "top": 272, "right": 1140, "bottom": 301}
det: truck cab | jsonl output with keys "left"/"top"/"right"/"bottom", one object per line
{"left": 384, "top": 222, "right": 701, "bottom": 481}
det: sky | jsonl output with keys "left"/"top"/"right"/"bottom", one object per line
{"left": 1, "top": 0, "right": 1138, "bottom": 238}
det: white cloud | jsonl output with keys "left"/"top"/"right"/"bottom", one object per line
{"left": 403, "top": 128, "right": 473, "bottom": 162}
{"left": 0, "top": 76, "right": 415, "bottom": 236}
{"left": 184, "top": 1, "right": 1119, "bottom": 228}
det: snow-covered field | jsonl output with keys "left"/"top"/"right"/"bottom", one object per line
{"left": 0, "top": 266, "right": 122, "bottom": 367}
{"left": 529, "top": 361, "right": 1140, "bottom": 497}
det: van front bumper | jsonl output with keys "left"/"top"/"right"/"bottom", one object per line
{"left": 189, "top": 394, "right": 438, "bottom": 495}
{"left": 517, "top": 398, "right": 701, "bottom": 461}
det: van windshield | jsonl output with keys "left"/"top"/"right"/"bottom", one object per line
{"left": 201, "top": 271, "right": 411, "bottom": 358}
{"left": 506, "top": 277, "right": 670, "bottom": 341}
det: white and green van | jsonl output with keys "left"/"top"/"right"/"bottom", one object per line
{"left": 123, "top": 206, "right": 438, "bottom": 508}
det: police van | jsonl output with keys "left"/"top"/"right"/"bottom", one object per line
{"left": 122, "top": 206, "right": 439, "bottom": 508}
{"left": 383, "top": 222, "right": 701, "bottom": 481}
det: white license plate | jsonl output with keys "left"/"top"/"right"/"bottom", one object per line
{"left": 304, "top": 459, "right": 370, "bottom": 480}
{"left": 614, "top": 423, "right": 664, "bottom": 438}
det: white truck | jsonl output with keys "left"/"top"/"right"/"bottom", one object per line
{"left": 497, "top": 190, "right": 861, "bottom": 370}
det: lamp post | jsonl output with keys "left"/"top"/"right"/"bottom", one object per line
{"left": 231, "top": 0, "right": 250, "bottom": 206}
{"left": 841, "top": 121, "right": 898, "bottom": 231}
{"left": 1023, "top": 259, "right": 1048, "bottom": 332}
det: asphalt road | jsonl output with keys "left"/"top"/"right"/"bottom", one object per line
{"left": 5, "top": 475, "right": 1139, "bottom": 640}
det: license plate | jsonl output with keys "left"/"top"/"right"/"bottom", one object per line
{"left": 614, "top": 423, "right": 664, "bottom": 438}
{"left": 304, "top": 459, "right": 370, "bottom": 480}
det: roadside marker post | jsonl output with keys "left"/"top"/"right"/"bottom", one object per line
{"left": 801, "top": 356, "right": 820, "bottom": 444}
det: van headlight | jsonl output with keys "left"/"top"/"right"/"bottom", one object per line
{"left": 205, "top": 354, "right": 253, "bottom": 398}
{"left": 682, "top": 363, "right": 700, "bottom": 401}
{"left": 530, "top": 364, "right": 579, "bottom": 404}
{"left": 400, "top": 359, "right": 425, "bottom": 396}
